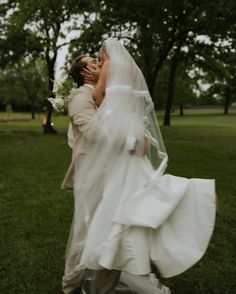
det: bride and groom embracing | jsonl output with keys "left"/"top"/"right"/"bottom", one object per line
{"left": 60, "top": 39, "right": 216, "bottom": 294}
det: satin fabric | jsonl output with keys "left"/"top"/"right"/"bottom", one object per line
{"left": 68, "top": 152, "right": 215, "bottom": 279}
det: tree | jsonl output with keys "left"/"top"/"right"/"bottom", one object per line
{"left": 0, "top": 0, "right": 94, "bottom": 132}
{"left": 190, "top": 0, "right": 236, "bottom": 114}
{"left": 69, "top": 0, "right": 232, "bottom": 125}
{"left": 198, "top": 50, "right": 236, "bottom": 114}
{"left": 69, "top": 0, "right": 186, "bottom": 103}
{"left": 175, "top": 70, "right": 198, "bottom": 115}
{"left": 0, "top": 57, "right": 48, "bottom": 117}
{"left": 17, "top": 58, "right": 48, "bottom": 119}
{"left": 1, "top": 0, "right": 235, "bottom": 128}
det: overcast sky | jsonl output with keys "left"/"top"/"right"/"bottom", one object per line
{"left": 55, "top": 45, "right": 68, "bottom": 80}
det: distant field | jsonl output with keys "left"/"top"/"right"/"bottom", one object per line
{"left": 0, "top": 111, "right": 69, "bottom": 133}
{"left": 0, "top": 107, "right": 236, "bottom": 130}
{"left": 0, "top": 109, "right": 235, "bottom": 293}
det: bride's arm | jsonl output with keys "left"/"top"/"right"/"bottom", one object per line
{"left": 93, "top": 60, "right": 110, "bottom": 107}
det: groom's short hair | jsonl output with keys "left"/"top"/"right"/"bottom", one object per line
{"left": 69, "top": 55, "right": 87, "bottom": 87}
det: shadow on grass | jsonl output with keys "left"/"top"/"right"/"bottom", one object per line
{"left": 0, "top": 118, "right": 32, "bottom": 122}
{"left": 0, "top": 129, "right": 67, "bottom": 136}
{"left": 170, "top": 111, "right": 236, "bottom": 117}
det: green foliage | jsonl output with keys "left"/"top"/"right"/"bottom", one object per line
{"left": 55, "top": 77, "right": 75, "bottom": 102}
{"left": 155, "top": 63, "right": 198, "bottom": 109}
{"left": 0, "top": 0, "right": 96, "bottom": 130}
{"left": 0, "top": 57, "right": 48, "bottom": 114}
{"left": 175, "top": 70, "right": 198, "bottom": 105}
{"left": 0, "top": 67, "right": 26, "bottom": 107}
{"left": 66, "top": 0, "right": 235, "bottom": 113}
{"left": 1, "top": 0, "right": 236, "bottom": 123}
{"left": 0, "top": 0, "right": 95, "bottom": 95}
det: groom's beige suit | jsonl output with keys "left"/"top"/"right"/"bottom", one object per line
{"left": 61, "top": 85, "right": 97, "bottom": 190}
{"left": 61, "top": 85, "right": 120, "bottom": 294}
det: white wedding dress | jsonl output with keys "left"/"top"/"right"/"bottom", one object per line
{"left": 63, "top": 39, "right": 216, "bottom": 293}
{"left": 76, "top": 148, "right": 215, "bottom": 278}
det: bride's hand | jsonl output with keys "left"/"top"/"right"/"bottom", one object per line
{"left": 81, "top": 64, "right": 100, "bottom": 82}
{"left": 143, "top": 135, "right": 149, "bottom": 155}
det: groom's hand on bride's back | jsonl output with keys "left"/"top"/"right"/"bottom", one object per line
{"left": 135, "top": 135, "right": 149, "bottom": 156}
{"left": 127, "top": 136, "right": 149, "bottom": 156}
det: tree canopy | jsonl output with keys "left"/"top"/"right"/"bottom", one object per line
{"left": 0, "top": 0, "right": 235, "bottom": 127}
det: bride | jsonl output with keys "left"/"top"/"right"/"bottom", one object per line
{"left": 64, "top": 39, "right": 216, "bottom": 293}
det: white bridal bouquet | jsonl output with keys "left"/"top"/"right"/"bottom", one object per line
{"left": 47, "top": 78, "right": 75, "bottom": 112}
{"left": 47, "top": 97, "right": 65, "bottom": 112}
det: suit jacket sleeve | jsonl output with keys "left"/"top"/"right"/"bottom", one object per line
{"left": 69, "top": 93, "right": 97, "bottom": 141}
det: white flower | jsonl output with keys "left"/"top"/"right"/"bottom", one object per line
{"left": 47, "top": 77, "right": 74, "bottom": 112}
{"left": 47, "top": 97, "right": 65, "bottom": 112}
{"left": 52, "top": 79, "right": 64, "bottom": 95}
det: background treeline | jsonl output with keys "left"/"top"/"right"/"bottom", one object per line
{"left": 0, "top": 0, "right": 236, "bottom": 130}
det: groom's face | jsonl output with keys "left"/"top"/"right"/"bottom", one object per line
{"left": 82, "top": 56, "right": 98, "bottom": 67}
{"left": 81, "top": 56, "right": 99, "bottom": 84}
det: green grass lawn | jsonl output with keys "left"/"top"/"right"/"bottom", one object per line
{"left": 0, "top": 109, "right": 235, "bottom": 294}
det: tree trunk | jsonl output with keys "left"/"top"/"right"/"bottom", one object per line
{"left": 224, "top": 88, "right": 230, "bottom": 115}
{"left": 147, "top": 75, "right": 158, "bottom": 110}
{"left": 179, "top": 103, "right": 184, "bottom": 116}
{"left": 163, "top": 52, "right": 179, "bottom": 126}
{"left": 31, "top": 101, "right": 35, "bottom": 119}
{"left": 43, "top": 56, "right": 57, "bottom": 133}
{"left": 43, "top": 101, "right": 55, "bottom": 133}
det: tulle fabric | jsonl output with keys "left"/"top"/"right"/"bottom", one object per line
{"left": 95, "top": 39, "right": 168, "bottom": 176}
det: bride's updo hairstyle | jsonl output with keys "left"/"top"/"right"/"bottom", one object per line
{"left": 98, "top": 43, "right": 109, "bottom": 65}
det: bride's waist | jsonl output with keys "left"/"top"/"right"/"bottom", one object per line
{"left": 106, "top": 85, "right": 149, "bottom": 97}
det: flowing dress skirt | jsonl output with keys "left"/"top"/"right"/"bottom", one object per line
{"left": 63, "top": 151, "right": 216, "bottom": 286}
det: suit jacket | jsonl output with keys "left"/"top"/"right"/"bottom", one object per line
{"left": 61, "top": 85, "right": 97, "bottom": 189}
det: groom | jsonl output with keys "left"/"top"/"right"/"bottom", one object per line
{"left": 61, "top": 54, "right": 149, "bottom": 294}
{"left": 61, "top": 55, "right": 121, "bottom": 294}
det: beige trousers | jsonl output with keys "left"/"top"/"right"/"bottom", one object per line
{"left": 95, "top": 270, "right": 121, "bottom": 294}
{"left": 62, "top": 269, "right": 121, "bottom": 294}
{"left": 62, "top": 155, "right": 121, "bottom": 293}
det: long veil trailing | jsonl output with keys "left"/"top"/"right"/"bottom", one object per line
{"left": 98, "top": 38, "right": 168, "bottom": 176}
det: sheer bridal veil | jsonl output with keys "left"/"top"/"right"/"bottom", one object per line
{"left": 98, "top": 38, "right": 168, "bottom": 176}
{"left": 70, "top": 39, "right": 168, "bottom": 181}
